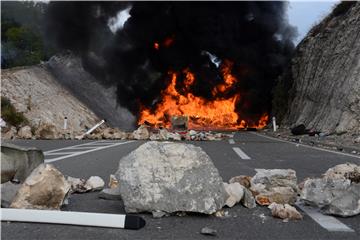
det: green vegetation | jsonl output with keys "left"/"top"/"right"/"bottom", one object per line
{"left": 1, "top": 97, "right": 29, "bottom": 127}
{"left": 1, "top": 1, "right": 54, "bottom": 68}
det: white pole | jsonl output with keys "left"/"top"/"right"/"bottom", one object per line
{"left": 272, "top": 117, "right": 277, "bottom": 132}
{"left": 85, "top": 119, "right": 106, "bottom": 135}
{"left": 63, "top": 117, "right": 68, "bottom": 130}
{"left": 1, "top": 208, "right": 145, "bottom": 229}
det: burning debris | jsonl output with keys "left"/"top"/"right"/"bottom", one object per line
{"left": 46, "top": 2, "right": 296, "bottom": 130}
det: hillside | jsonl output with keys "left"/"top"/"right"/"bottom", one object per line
{"left": 275, "top": 2, "right": 360, "bottom": 134}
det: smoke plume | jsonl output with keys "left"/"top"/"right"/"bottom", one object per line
{"left": 46, "top": 1, "right": 296, "bottom": 126}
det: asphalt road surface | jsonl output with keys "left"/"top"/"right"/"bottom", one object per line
{"left": 2, "top": 132, "right": 360, "bottom": 240}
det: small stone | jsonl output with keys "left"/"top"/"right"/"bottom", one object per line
{"left": 67, "top": 176, "right": 87, "bottom": 193}
{"left": 224, "top": 182, "right": 244, "bottom": 207}
{"left": 85, "top": 176, "right": 105, "bottom": 191}
{"left": 98, "top": 187, "right": 122, "bottom": 200}
{"left": 200, "top": 227, "right": 217, "bottom": 236}
{"left": 152, "top": 210, "right": 167, "bottom": 218}
{"left": 108, "top": 174, "right": 119, "bottom": 189}
{"left": 2, "top": 126, "right": 17, "bottom": 140}
{"left": 213, "top": 209, "right": 225, "bottom": 218}
{"left": 229, "top": 175, "right": 252, "bottom": 188}
{"left": 241, "top": 188, "right": 256, "bottom": 208}
{"left": 268, "top": 203, "right": 303, "bottom": 220}
{"left": 17, "top": 126, "right": 32, "bottom": 139}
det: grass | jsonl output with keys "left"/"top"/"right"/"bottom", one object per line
{"left": 1, "top": 96, "right": 29, "bottom": 127}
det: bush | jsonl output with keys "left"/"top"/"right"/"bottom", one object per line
{"left": 1, "top": 96, "right": 29, "bottom": 127}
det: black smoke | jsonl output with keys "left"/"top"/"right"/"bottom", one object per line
{"left": 46, "top": 1, "right": 296, "bottom": 126}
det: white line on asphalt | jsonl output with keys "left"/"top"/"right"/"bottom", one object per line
{"left": 45, "top": 141, "right": 134, "bottom": 163}
{"left": 251, "top": 132, "right": 360, "bottom": 160}
{"left": 229, "top": 139, "right": 235, "bottom": 144}
{"left": 232, "top": 147, "right": 251, "bottom": 160}
{"left": 296, "top": 203, "right": 354, "bottom": 232}
{"left": 45, "top": 152, "right": 83, "bottom": 156}
{"left": 44, "top": 141, "right": 104, "bottom": 154}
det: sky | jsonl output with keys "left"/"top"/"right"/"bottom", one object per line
{"left": 287, "top": 1, "right": 339, "bottom": 45}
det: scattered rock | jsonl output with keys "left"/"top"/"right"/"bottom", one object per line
{"left": 229, "top": 175, "right": 252, "bottom": 188}
{"left": 200, "top": 227, "right": 217, "bottom": 236}
{"left": 98, "top": 187, "right": 122, "bottom": 201}
{"left": 108, "top": 174, "right": 119, "bottom": 189}
{"left": 1, "top": 143, "right": 44, "bottom": 183}
{"left": 255, "top": 187, "right": 297, "bottom": 206}
{"left": 116, "top": 141, "right": 227, "bottom": 214}
{"left": 224, "top": 182, "right": 244, "bottom": 207}
{"left": 354, "top": 136, "right": 360, "bottom": 143}
{"left": 17, "top": 126, "right": 32, "bottom": 139}
{"left": 85, "top": 176, "right": 105, "bottom": 191}
{"left": 67, "top": 176, "right": 87, "bottom": 193}
{"left": 132, "top": 125, "right": 150, "bottom": 140}
{"left": 268, "top": 203, "right": 303, "bottom": 220}
{"left": 251, "top": 169, "right": 298, "bottom": 191}
{"left": 291, "top": 124, "right": 307, "bottom": 135}
{"left": 1, "top": 182, "right": 21, "bottom": 208}
{"left": 321, "top": 183, "right": 360, "bottom": 217}
{"left": 152, "top": 210, "right": 167, "bottom": 218}
{"left": 323, "top": 163, "right": 359, "bottom": 181}
{"left": 35, "top": 123, "right": 58, "bottom": 139}
{"left": 10, "top": 164, "right": 70, "bottom": 210}
{"left": 2, "top": 126, "right": 17, "bottom": 140}
{"left": 67, "top": 176, "right": 105, "bottom": 193}
{"left": 241, "top": 188, "right": 256, "bottom": 209}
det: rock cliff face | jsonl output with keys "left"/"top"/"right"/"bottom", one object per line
{"left": 278, "top": 2, "right": 360, "bottom": 133}
{"left": 1, "top": 65, "right": 99, "bottom": 133}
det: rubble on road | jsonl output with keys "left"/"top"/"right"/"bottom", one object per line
{"left": 250, "top": 169, "right": 298, "bottom": 206}
{"left": 35, "top": 123, "right": 58, "bottom": 139}
{"left": 229, "top": 175, "right": 252, "bottom": 188}
{"left": 10, "top": 164, "right": 71, "bottom": 210}
{"left": 300, "top": 163, "right": 360, "bottom": 217}
{"left": 67, "top": 176, "right": 105, "bottom": 193}
{"left": 224, "top": 182, "right": 244, "bottom": 207}
{"left": 115, "top": 141, "right": 227, "bottom": 214}
{"left": 200, "top": 227, "right": 217, "bottom": 236}
{"left": 268, "top": 203, "right": 303, "bottom": 221}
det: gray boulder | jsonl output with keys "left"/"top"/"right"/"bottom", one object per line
{"left": 116, "top": 141, "right": 227, "bottom": 214}
{"left": 301, "top": 177, "right": 360, "bottom": 217}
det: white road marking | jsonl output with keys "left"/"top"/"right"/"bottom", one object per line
{"left": 296, "top": 203, "right": 354, "bottom": 232}
{"left": 228, "top": 139, "right": 235, "bottom": 144}
{"left": 44, "top": 141, "right": 134, "bottom": 163}
{"left": 45, "top": 152, "right": 83, "bottom": 156}
{"left": 232, "top": 147, "right": 251, "bottom": 160}
{"left": 251, "top": 132, "right": 360, "bottom": 160}
{"left": 44, "top": 141, "right": 104, "bottom": 154}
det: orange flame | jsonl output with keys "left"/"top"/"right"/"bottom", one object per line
{"left": 139, "top": 61, "right": 268, "bottom": 130}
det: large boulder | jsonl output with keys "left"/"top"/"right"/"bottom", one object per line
{"left": 10, "top": 164, "right": 70, "bottom": 210}
{"left": 116, "top": 141, "right": 227, "bottom": 214}
{"left": 300, "top": 172, "right": 360, "bottom": 217}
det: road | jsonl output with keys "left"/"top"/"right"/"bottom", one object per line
{"left": 2, "top": 132, "right": 360, "bottom": 240}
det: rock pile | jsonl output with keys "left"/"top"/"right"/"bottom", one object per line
{"left": 300, "top": 163, "right": 360, "bottom": 217}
